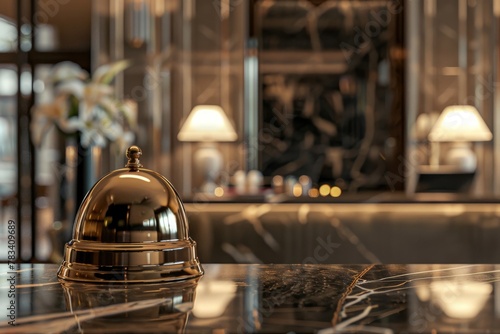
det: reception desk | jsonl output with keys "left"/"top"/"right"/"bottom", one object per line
{"left": 42, "top": 194, "right": 500, "bottom": 265}
{"left": 185, "top": 198, "right": 500, "bottom": 264}
{"left": 1, "top": 263, "right": 500, "bottom": 333}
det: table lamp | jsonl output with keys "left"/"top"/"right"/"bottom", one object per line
{"left": 178, "top": 105, "right": 237, "bottom": 193}
{"left": 428, "top": 105, "right": 492, "bottom": 172}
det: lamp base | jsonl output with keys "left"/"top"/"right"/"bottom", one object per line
{"left": 194, "top": 143, "right": 222, "bottom": 194}
{"left": 445, "top": 142, "right": 476, "bottom": 172}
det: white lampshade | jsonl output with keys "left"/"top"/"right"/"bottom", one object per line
{"left": 177, "top": 105, "right": 237, "bottom": 142}
{"left": 428, "top": 105, "right": 492, "bottom": 142}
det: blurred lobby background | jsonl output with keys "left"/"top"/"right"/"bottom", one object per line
{"left": 2, "top": 0, "right": 500, "bottom": 264}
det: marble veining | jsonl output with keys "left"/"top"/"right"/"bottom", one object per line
{"left": 214, "top": 202, "right": 380, "bottom": 264}
{"left": 186, "top": 202, "right": 500, "bottom": 264}
{"left": 1, "top": 264, "right": 500, "bottom": 333}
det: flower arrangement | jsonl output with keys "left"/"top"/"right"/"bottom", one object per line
{"left": 30, "top": 60, "right": 137, "bottom": 153}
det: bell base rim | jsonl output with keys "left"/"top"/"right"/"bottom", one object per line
{"left": 57, "top": 261, "right": 204, "bottom": 283}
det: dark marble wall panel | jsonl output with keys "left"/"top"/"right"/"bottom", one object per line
{"left": 255, "top": 0, "right": 404, "bottom": 192}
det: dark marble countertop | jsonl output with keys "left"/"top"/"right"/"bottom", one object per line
{"left": 1, "top": 264, "right": 500, "bottom": 333}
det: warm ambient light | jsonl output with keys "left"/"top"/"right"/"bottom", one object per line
{"left": 428, "top": 105, "right": 492, "bottom": 172}
{"left": 293, "top": 184, "right": 302, "bottom": 197}
{"left": 308, "top": 188, "right": 319, "bottom": 198}
{"left": 214, "top": 186, "right": 224, "bottom": 197}
{"left": 177, "top": 105, "right": 237, "bottom": 193}
{"left": 177, "top": 105, "right": 237, "bottom": 142}
{"left": 428, "top": 105, "right": 492, "bottom": 142}
{"left": 272, "top": 175, "right": 283, "bottom": 186}
{"left": 330, "top": 186, "right": 342, "bottom": 197}
{"left": 319, "top": 184, "right": 330, "bottom": 197}
{"left": 192, "top": 280, "right": 237, "bottom": 318}
{"left": 430, "top": 280, "right": 492, "bottom": 319}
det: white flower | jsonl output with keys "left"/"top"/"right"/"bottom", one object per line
{"left": 55, "top": 79, "right": 85, "bottom": 98}
{"left": 30, "top": 60, "right": 136, "bottom": 149}
{"left": 48, "top": 61, "right": 88, "bottom": 84}
{"left": 80, "top": 127, "right": 107, "bottom": 148}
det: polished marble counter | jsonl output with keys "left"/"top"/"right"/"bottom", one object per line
{"left": 1, "top": 264, "right": 500, "bottom": 333}
{"left": 185, "top": 202, "right": 500, "bottom": 264}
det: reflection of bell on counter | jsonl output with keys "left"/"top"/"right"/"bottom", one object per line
{"left": 58, "top": 145, "right": 203, "bottom": 283}
{"left": 61, "top": 279, "right": 198, "bottom": 333}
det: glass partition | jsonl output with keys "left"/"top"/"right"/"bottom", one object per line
{"left": 93, "top": 0, "right": 247, "bottom": 196}
{"left": 405, "top": 0, "right": 497, "bottom": 196}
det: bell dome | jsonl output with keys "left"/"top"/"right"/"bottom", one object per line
{"left": 57, "top": 146, "right": 204, "bottom": 283}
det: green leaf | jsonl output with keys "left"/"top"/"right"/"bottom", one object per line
{"left": 67, "top": 95, "right": 80, "bottom": 118}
